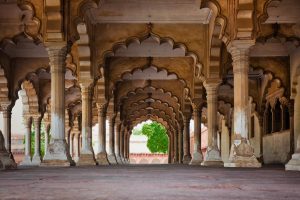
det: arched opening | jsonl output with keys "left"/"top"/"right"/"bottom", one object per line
{"left": 129, "top": 120, "right": 169, "bottom": 164}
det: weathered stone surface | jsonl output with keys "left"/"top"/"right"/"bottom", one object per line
{"left": 96, "top": 152, "right": 110, "bottom": 165}
{"left": 77, "top": 154, "right": 97, "bottom": 166}
{"left": 286, "top": 153, "right": 300, "bottom": 171}
{"left": 107, "top": 154, "right": 118, "bottom": 164}
{"left": 189, "top": 151, "right": 203, "bottom": 165}
{"left": 42, "top": 139, "right": 74, "bottom": 167}
{"left": 182, "top": 155, "right": 192, "bottom": 164}
{"left": 224, "top": 139, "right": 261, "bottom": 168}
{"left": 0, "top": 131, "right": 16, "bottom": 170}
{"left": 202, "top": 146, "right": 224, "bottom": 167}
{"left": 1, "top": 165, "right": 300, "bottom": 199}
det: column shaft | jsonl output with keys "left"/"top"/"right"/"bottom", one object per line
{"left": 1, "top": 109, "right": 11, "bottom": 153}
{"left": 202, "top": 81, "right": 223, "bottom": 166}
{"left": 190, "top": 104, "right": 203, "bottom": 165}
{"left": 183, "top": 117, "right": 191, "bottom": 164}
{"left": 178, "top": 127, "right": 183, "bottom": 163}
{"left": 225, "top": 40, "right": 261, "bottom": 168}
{"left": 20, "top": 117, "right": 32, "bottom": 165}
{"left": 107, "top": 116, "right": 117, "bottom": 164}
{"left": 115, "top": 123, "right": 122, "bottom": 163}
{"left": 78, "top": 84, "right": 96, "bottom": 165}
{"left": 32, "top": 117, "right": 41, "bottom": 165}
{"left": 173, "top": 131, "right": 178, "bottom": 163}
{"left": 286, "top": 76, "right": 300, "bottom": 171}
{"left": 42, "top": 44, "right": 73, "bottom": 166}
{"left": 96, "top": 105, "right": 109, "bottom": 165}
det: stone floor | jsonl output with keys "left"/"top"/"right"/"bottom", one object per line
{"left": 0, "top": 165, "right": 300, "bottom": 200}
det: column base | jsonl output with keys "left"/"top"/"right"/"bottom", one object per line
{"left": 116, "top": 155, "right": 123, "bottom": 164}
{"left": 202, "top": 146, "right": 223, "bottom": 167}
{"left": 189, "top": 151, "right": 203, "bottom": 165}
{"left": 20, "top": 155, "right": 33, "bottom": 166}
{"left": 77, "top": 153, "right": 96, "bottom": 166}
{"left": 120, "top": 156, "right": 126, "bottom": 164}
{"left": 31, "top": 155, "right": 42, "bottom": 166}
{"left": 107, "top": 153, "right": 117, "bottom": 164}
{"left": 182, "top": 154, "right": 192, "bottom": 164}
{"left": 0, "top": 151, "right": 17, "bottom": 170}
{"left": 41, "top": 139, "right": 74, "bottom": 167}
{"left": 285, "top": 152, "right": 300, "bottom": 171}
{"left": 73, "top": 156, "right": 79, "bottom": 163}
{"left": 96, "top": 152, "right": 110, "bottom": 165}
{"left": 224, "top": 140, "right": 261, "bottom": 168}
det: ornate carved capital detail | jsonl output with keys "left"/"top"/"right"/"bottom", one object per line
{"left": 227, "top": 40, "right": 255, "bottom": 74}
{"left": 97, "top": 103, "right": 108, "bottom": 117}
{"left": 46, "top": 43, "right": 68, "bottom": 74}
{"left": 183, "top": 114, "right": 191, "bottom": 124}
{"left": 0, "top": 102, "right": 12, "bottom": 113}
{"left": 204, "top": 79, "right": 221, "bottom": 103}
{"left": 80, "top": 83, "right": 94, "bottom": 100}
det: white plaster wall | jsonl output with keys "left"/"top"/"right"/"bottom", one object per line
{"left": 263, "top": 130, "right": 291, "bottom": 164}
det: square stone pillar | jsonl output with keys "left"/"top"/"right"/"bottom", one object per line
{"left": 224, "top": 40, "right": 261, "bottom": 168}
{"left": 96, "top": 103, "right": 109, "bottom": 165}
{"left": 42, "top": 43, "right": 73, "bottom": 167}
{"left": 286, "top": 76, "right": 300, "bottom": 171}
{"left": 77, "top": 83, "right": 96, "bottom": 166}
{"left": 190, "top": 103, "right": 204, "bottom": 165}
{"left": 202, "top": 80, "right": 223, "bottom": 167}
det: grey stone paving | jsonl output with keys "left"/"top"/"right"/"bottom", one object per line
{"left": 0, "top": 165, "right": 299, "bottom": 200}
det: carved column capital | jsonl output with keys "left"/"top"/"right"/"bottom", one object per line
{"left": 46, "top": 43, "right": 68, "bottom": 74}
{"left": 227, "top": 40, "right": 255, "bottom": 75}
{"left": 0, "top": 102, "right": 12, "bottom": 114}
{"left": 97, "top": 103, "right": 107, "bottom": 117}
{"left": 204, "top": 79, "right": 221, "bottom": 103}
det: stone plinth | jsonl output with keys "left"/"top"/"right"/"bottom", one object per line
{"left": 42, "top": 139, "right": 74, "bottom": 167}
{"left": 108, "top": 154, "right": 117, "bottom": 164}
{"left": 224, "top": 139, "right": 261, "bottom": 168}
{"left": 77, "top": 154, "right": 97, "bottom": 166}
{"left": 182, "top": 155, "right": 192, "bottom": 164}
{"left": 96, "top": 152, "right": 110, "bottom": 165}
{"left": 202, "top": 146, "right": 223, "bottom": 167}
{"left": 0, "top": 132, "right": 16, "bottom": 170}
{"left": 286, "top": 153, "right": 300, "bottom": 171}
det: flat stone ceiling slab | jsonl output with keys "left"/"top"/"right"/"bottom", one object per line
{"left": 91, "top": 0, "right": 211, "bottom": 24}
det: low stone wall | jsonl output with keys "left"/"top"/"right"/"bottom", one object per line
{"left": 130, "top": 153, "right": 168, "bottom": 164}
{"left": 263, "top": 130, "right": 291, "bottom": 164}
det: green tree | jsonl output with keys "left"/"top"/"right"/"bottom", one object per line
{"left": 141, "top": 122, "right": 168, "bottom": 153}
{"left": 26, "top": 121, "right": 46, "bottom": 158}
